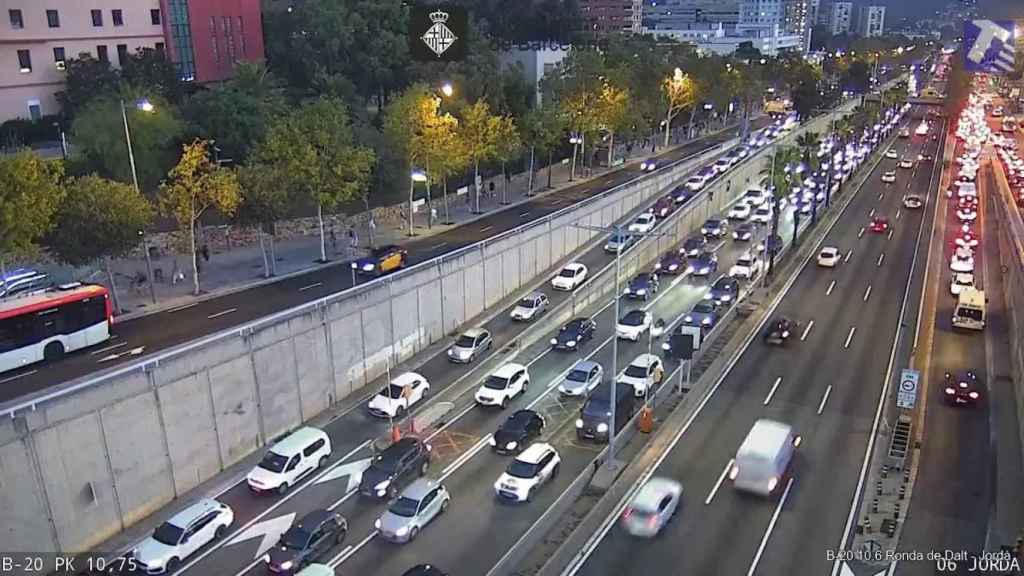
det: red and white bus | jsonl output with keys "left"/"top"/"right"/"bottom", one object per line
{"left": 0, "top": 283, "right": 113, "bottom": 373}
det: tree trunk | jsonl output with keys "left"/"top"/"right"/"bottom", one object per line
{"left": 442, "top": 176, "right": 450, "bottom": 224}
{"left": 190, "top": 217, "right": 200, "bottom": 296}
{"left": 258, "top": 226, "right": 270, "bottom": 278}
{"left": 473, "top": 159, "right": 480, "bottom": 213}
{"left": 269, "top": 232, "right": 278, "bottom": 276}
{"left": 104, "top": 257, "right": 122, "bottom": 314}
{"left": 792, "top": 211, "right": 801, "bottom": 248}
{"left": 426, "top": 156, "right": 432, "bottom": 229}
{"left": 664, "top": 113, "right": 672, "bottom": 147}
{"left": 688, "top": 107, "right": 697, "bottom": 140}
{"left": 608, "top": 131, "right": 615, "bottom": 169}
{"left": 317, "top": 203, "right": 327, "bottom": 262}
{"left": 501, "top": 160, "right": 507, "bottom": 204}
{"left": 547, "top": 150, "right": 553, "bottom": 189}
{"left": 527, "top": 146, "right": 535, "bottom": 195}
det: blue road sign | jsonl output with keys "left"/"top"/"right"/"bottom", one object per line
{"left": 963, "top": 20, "right": 1017, "bottom": 74}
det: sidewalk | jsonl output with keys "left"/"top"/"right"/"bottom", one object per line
{"left": 53, "top": 123, "right": 736, "bottom": 321}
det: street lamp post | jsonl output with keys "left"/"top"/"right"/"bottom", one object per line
{"left": 408, "top": 169, "right": 427, "bottom": 237}
{"left": 569, "top": 134, "right": 582, "bottom": 181}
{"left": 121, "top": 98, "right": 157, "bottom": 305}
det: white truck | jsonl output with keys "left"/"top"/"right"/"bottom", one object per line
{"left": 729, "top": 419, "right": 801, "bottom": 496}
{"left": 952, "top": 288, "right": 986, "bottom": 330}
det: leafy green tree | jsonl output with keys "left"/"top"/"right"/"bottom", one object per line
{"left": 47, "top": 175, "right": 154, "bottom": 312}
{"left": 383, "top": 84, "right": 442, "bottom": 229}
{"left": 122, "top": 48, "right": 185, "bottom": 105}
{"left": 662, "top": 68, "right": 696, "bottom": 147}
{"left": 58, "top": 54, "right": 120, "bottom": 118}
{"left": 791, "top": 76, "right": 822, "bottom": 121}
{"left": 236, "top": 164, "right": 291, "bottom": 277}
{"left": 520, "top": 102, "right": 565, "bottom": 192}
{"left": 493, "top": 114, "right": 522, "bottom": 203}
{"left": 158, "top": 139, "right": 242, "bottom": 295}
{"left": 0, "top": 151, "right": 65, "bottom": 272}
{"left": 596, "top": 82, "right": 630, "bottom": 168}
{"left": 841, "top": 60, "right": 872, "bottom": 94}
{"left": 456, "top": 100, "right": 508, "bottom": 212}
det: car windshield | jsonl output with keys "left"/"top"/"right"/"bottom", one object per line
{"left": 705, "top": 220, "right": 721, "bottom": 228}
{"left": 582, "top": 396, "right": 611, "bottom": 418}
{"left": 566, "top": 369, "right": 590, "bottom": 383}
{"left": 502, "top": 415, "right": 530, "bottom": 432}
{"left": 956, "top": 307, "right": 983, "bottom": 321}
{"left": 687, "top": 177, "right": 702, "bottom": 183}
{"left": 620, "top": 311, "right": 645, "bottom": 326}
{"left": 507, "top": 459, "right": 540, "bottom": 479}
{"left": 694, "top": 302, "right": 715, "bottom": 314}
{"left": 382, "top": 384, "right": 406, "bottom": 399}
{"left": 257, "top": 451, "right": 289, "bottom": 473}
{"left": 624, "top": 364, "right": 648, "bottom": 379}
{"left": 388, "top": 496, "right": 420, "bottom": 518}
{"left": 713, "top": 280, "right": 735, "bottom": 292}
{"left": 610, "top": 233, "right": 628, "bottom": 243}
{"left": 152, "top": 522, "right": 184, "bottom": 546}
{"left": 484, "top": 375, "right": 510, "bottom": 390}
{"left": 820, "top": 250, "right": 834, "bottom": 258}
{"left": 280, "top": 526, "right": 312, "bottom": 550}
{"left": 559, "top": 268, "right": 576, "bottom": 278}
{"left": 455, "top": 335, "right": 476, "bottom": 348}
{"left": 632, "top": 275, "right": 649, "bottom": 285}
{"left": 737, "top": 258, "right": 752, "bottom": 267}
{"left": 518, "top": 298, "right": 538, "bottom": 309}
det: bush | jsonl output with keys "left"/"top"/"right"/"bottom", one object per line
{"left": 0, "top": 115, "right": 64, "bottom": 149}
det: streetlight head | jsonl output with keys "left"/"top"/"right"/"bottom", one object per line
{"left": 136, "top": 98, "right": 154, "bottom": 112}
{"left": 440, "top": 82, "right": 454, "bottom": 97}
{"left": 411, "top": 169, "right": 428, "bottom": 182}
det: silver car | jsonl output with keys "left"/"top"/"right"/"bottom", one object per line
{"left": 558, "top": 360, "right": 604, "bottom": 397}
{"left": 620, "top": 477, "right": 682, "bottom": 538}
{"left": 510, "top": 292, "right": 549, "bottom": 321}
{"left": 447, "top": 328, "right": 492, "bottom": 363}
{"left": 375, "top": 478, "right": 450, "bottom": 543}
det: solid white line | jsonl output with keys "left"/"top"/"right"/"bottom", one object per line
{"left": 857, "top": 227, "right": 865, "bottom": 238}
{"left": 440, "top": 435, "right": 492, "bottom": 479}
{"left": 763, "top": 377, "right": 783, "bottom": 406}
{"left": 90, "top": 341, "right": 127, "bottom": 356}
{"left": 800, "top": 320, "right": 814, "bottom": 341}
{"left": 705, "top": 459, "right": 735, "bottom": 505}
{"left": 817, "top": 385, "right": 833, "bottom": 415}
{"left": 167, "top": 302, "right": 199, "bottom": 313}
{"left": 844, "top": 249, "right": 853, "bottom": 263}
{"left": 877, "top": 253, "right": 885, "bottom": 267}
{"left": 327, "top": 530, "right": 378, "bottom": 568}
{"left": 826, "top": 280, "right": 836, "bottom": 296}
{"left": 746, "top": 477, "right": 795, "bottom": 576}
{"left": 298, "top": 282, "right": 322, "bottom": 292}
{"left": 844, "top": 326, "right": 856, "bottom": 349}
{"left": 863, "top": 285, "right": 872, "bottom": 302}
{"left": 480, "top": 225, "right": 493, "bottom": 233}
{"left": 207, "top": 308, "right": 237, "bottom": 320}
{"left": 0, "top": 370, "right": 37, "bottom": 384}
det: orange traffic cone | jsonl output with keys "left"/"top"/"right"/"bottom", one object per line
{"left": 391, "top": 425, "right": 401, "bottom": 443}
{"left": 637, "top": 406, "right": 654, "bottom": 433}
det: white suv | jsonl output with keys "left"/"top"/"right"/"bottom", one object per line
{"left": 729, "top": 253, "right": 762, "bottom": 279}
{"left": 476, "top": 363, "right": 530, "bottom": 408}
{"left": 133, "top": 498, "right": 234, "bottom": 573}
{"left": 246, "top": 427, "right": 332, "bottom": 495}
{"left": 617, "top": 354, "right": 665, "bottom": 397}
{"left": 494, "top": 443, "right": 561, "bottom": 502}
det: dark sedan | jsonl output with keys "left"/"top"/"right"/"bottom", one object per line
{"left": 624, "top": 272, "right": 660, "bottom": 299}
{"left": 763, "top": 317, "right": 799, "bottom": 345}
{"left": 682, "top": 235, "right": 708, "bottom": 256}
{"left": 701, "top": 218, "right": 727, "bottom": 238}
{"left": 651, "top": 196, "right": 676, "bottom": 218}
{"left": 654, "top": 251, "right": 686, "bottom": 274}
{"left": 682, "top": 301, "right": 720, "bottom": 331}
{"left": 732, "top": 223, "right": 754, "bottom": 242}
{"left": 491, "top": 410, "right": 545, "bottom": 454}
{"left": 266, "top": 510, "right": 347, "bottom": 574}
{"left": 705, "top": 276, "right": 740, "bottom": 305}
{"left": 686, "top": 251, "right": 718, "bottom": 277}
{"left": 943, "top": 370, "right": 982, "bottom": 406}
{"left": 551, "top": 317, "right": 597, "bottom": 350}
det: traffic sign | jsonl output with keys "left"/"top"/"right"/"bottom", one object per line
{"left": 897, "top": 369, "right": 919, "bottom": 409}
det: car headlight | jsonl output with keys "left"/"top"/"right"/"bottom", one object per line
{"left": 704, "top": 293, "right": 713, "bottom": 300}
{"left": 550, "top": 338, "right": 558, "bottom": 345}
{"left": 374, "top": 479, "right": 391, "bottom": 491}
{"left": 575, "top": 419, "right": 584, "bottom": 428}
{"left": 279, "top": 561, "right": 294, "bottom": 571}
{"left": 597, "top": 423, "right": 609, "bottom": 433}
{"left": 702, "top": 317, "right": 712, "bottom": 325}
{"left": 700, "top": 267, "right": 710, "bottom": 274}
{"left": 147, "top": 558, "right": 166, "bottom": 569}
{"left": 654, "top": 262, "right": 662, "bottom": 269}
{"left": 669, "top": 264, "right": 678, "bottom": 271}
{"left": 782, "top": 331, "right": 790, "bottom": 337}
{"left": 686, "top": 266, "right": 695, "bottom": 273}
{"left": 447, "top": 349, "right": 454, "bottom": 356}
{"left": 567, "top": 340, "right": 577, "bottom": 347}
{"left": 262, "top": 554, "right": 271, "bottom": 563}
{"left": 662, "top": 342, "right": 671, "bottom": 351}
{"left": 701, "top": 228, "right": 708, "bottom": 234}
{"left": 969, "top": 391, "right": 979, "bottom": 399}
{"left": 374, "top": 519, "right": 382, "bottom": 529}
{"left": 488, "top": 437, "right": 497, "bottom": 446}
{"left": 684, "top": 315, "right": 693, "bottom": 322}
{"left": 395, "top": 526, "right": 409, "bottom": 537}
{"left": 722, "top": 295, "right": 731, "bottom": 301}
{"left": 636, "top": 289, "right": 646, "bottom": 295}
{"left": 506, "top": 442, "right": 517, "bottom": 450}
{"left": 363, "top": 263, "right": 375, "bottom": 271}
{"left": 350, "top": 262, "right": 358, "bottom": 269}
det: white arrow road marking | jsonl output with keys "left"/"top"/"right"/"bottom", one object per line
{"left": 227, "top": 512, "right": 296, "bottom": 560}
{"left": 314, "top": 457, "right": 373, "bottom": 493}
{"left": 840, "top": 561, "right": 856, "bottom": 576}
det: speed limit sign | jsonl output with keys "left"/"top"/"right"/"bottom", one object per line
{"left": 897, "top": 369, "right": 919, "bottom": 409}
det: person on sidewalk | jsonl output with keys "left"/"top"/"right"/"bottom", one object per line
{"left": 201, "top": 244, "right": 210, "bottom": 262}
{"left": 330, "top": 228, "right": 338, "bottom": 255}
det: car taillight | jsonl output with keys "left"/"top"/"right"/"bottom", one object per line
{"left": 623, "top": 507, "right": 633, "bottom": 520}
{"left": 945, "top": 387, "right": 955, "bottom": 395}
{"left": 969, "top": 391, "right": 979, "bottom": 399}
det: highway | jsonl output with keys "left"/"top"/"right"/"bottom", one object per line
{"left": 572, "top": 108, "right": 943, "bottom": 576}
{"left": 0, "top": 120, "right": 767, "bottom": 403}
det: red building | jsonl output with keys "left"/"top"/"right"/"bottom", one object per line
{"left": 158, "top": 0, "right": 264, "bottom": 83}
{"left": 578, "top": 0, "right": 638, "bottom": 35}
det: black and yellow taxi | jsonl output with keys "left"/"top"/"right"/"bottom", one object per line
{"left": 352, "top": 245, "right": 407, "bottom": 275}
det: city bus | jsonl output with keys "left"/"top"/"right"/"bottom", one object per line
{"left": 0, "top": 283, "right": 113, "bottom": 373}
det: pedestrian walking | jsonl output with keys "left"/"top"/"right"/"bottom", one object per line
{"left": 201, "top": 244, "right": 210, "bottom": 262}
{"left": 330, "top": 228, "right": 338, "bottom": 255}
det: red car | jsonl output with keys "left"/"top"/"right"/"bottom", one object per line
{"left": 650, "top": 196, "right": 676, "bottom": 218}
{"left": 869, "top": 216, "right": 890, "bottom": 233}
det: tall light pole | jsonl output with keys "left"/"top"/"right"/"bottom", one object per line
{"left": 569, "top": 133, "right": 582, "bottom": 181}
{"left": 426, "top": 82, "right": 454, "bottom": 230}
{"left": 121, "top": 98, "right": 157, "bottom": 306}
{"left": 408, "top": 169, "right": 427, "bottom": 237}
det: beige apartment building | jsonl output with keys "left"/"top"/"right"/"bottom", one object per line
{"left": 1, "top": 1, "right": 165, "bottom": 122}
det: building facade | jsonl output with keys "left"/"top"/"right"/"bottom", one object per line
{"left": 578, "top": 0, "right": 636, "bottom": 34}
{"left": 825, "top": 0, "right": 853, "bottom": 35}
{"left": 1, "top": 1, "right": 165, "bottom": 121}
{"left": 643, "top": 0, "right": 741, "bottom": 32}
{"left": 158, "top": 0, "right": 264, "bottom": 83}
{"left": 857, "top": 5, "right": 885, "bottom": 38}
{"left": 499, "top": 47, "right": 569, "bottom": 106}
{"left": 737, "top": 0, "right": 810, "bottom": 53}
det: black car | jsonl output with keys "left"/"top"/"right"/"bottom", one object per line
{"left": 732, "top": 222, "right": 754, "bottom": 242}
{"left": 672, "top": 186, "right": 696, "bottom": 205}
{"left": 655, "top": 251, "right": 686, "bottom": 274}
{"left": 701, "top": 218, "right": 727, "bottom": 238}
{"left": 705, "top": 276, "right": 740, "bottom": 305}
{"left": 763, "top": 317, "right": 799, "bottom": 345}
{"left": 624, "top": 272, "right": 660, "bottom": 299}
{"left": 682, "top": 235, "right": 708, "bottom": 256}
{"left": 686, "top": 251, "right": 719, "bottom": 277}
{"left": 266, "top": 510, "right": 347, "bottom": 574}
{"left": 943, "top": 370, "right": 982, "bottom": 406}
{"left": 359, "top": 437, "right": 431, "bottom": 499}
{"left": 492, "top": 410, "right": 546, "bottom": 454}
{"left": 402, "top": 565, "right": 449, "bottom": 576}
{"left": 551, "top": 317, "right": 597, "bottom": 350}
{"left": 661, "top": 325, "right": 697, "bottom": 359}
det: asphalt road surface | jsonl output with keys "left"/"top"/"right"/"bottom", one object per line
{"left": 0, "top": 120, "right": 769, "bottom": 404}
{"left": 573, "top": 109, "right": 942, "bottom": 576}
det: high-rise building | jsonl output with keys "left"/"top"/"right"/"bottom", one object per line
{"left": 158, "top": 0, "right": 264, "bottom": 83}
{"left": 578, "top": 0, "right": 638, "bottom": 35}
{"left": 737, "top": 0, "right": 810, "bottom": 53}
{"left": 0, "top": 1, "right": 166, "bottom": 121}
{"left": 857, "top": 5, "right": 885, "bottom": 38}
{"left": 644, "top": 0, "right": 741, "bottom": 31}
{"left": 825, "top": 0, "right": 853, "bottom": 35}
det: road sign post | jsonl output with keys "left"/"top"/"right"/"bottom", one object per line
{"left": 897, "top": 369, "right": 919, "bottom": 410}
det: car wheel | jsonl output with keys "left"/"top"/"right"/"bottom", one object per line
{"left": 215, "top": 524, "right": 227, "bottom": 539}
{"left": 397, "top": 405, "right": 407, "bottom": 417}
{"left": 277, "top": 482, "right": 290, "bottom": 495}
{"left": 336, "top": 527, "right": 348, "bottom": 545}
{"left": 318, "top": 456, "right": 328, "bottom": 469}
{"left": 441, "top": 497, "right": 450, "bottom": 513}
{"left": 526, "top": 487, "right": 535, "bottom": 502}
{"left": 43, "top": 341, "right": 65, "bottom": 362}
{"left": 501, "top": 397, "right": 509, "bottom": 409}
{"left": 166, "top": 558, "right": 180, "bottom": 572}
{"left": 552, "top": 463, "right": 560, "bottom": 479}
{"left": 409, "top": 526, "right": 420, "bottom": 541}
{"left": 420, "top": 460, "right": 429, "bottom": 476}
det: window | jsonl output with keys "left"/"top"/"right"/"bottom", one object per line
{"left": 27, "top": 100, "right": 41, "bottom": 121}
{"left": 302, "top": 439, "right": 325, "bottom": 457}
{"left": 17, "top": 49, "right": 31, "bottom": 73}
{"left": 53, "top": 47, "right": 66, "bottom": 68}
{"left": 9, "top": 9, "right": 23, "bottom": 29}
{"left": 155, "top": 42, "right": 165, "bottom": 53}
{"left": 97, "top": 45, "right": 109, "bottom": 62}
{"left": 116, "top": 44, "right": 128, "bottom": 66}
{"left": 46, "top": 9, "right": 59, "bottom": 28}
{"left": 151, "top": 8, "right": 161, "bottom": 25}
{"left": 112, "top": 9, "right": 123, "bottom": 26}
{"left": 92, "top": 9, "right": 102, "bottom": 26}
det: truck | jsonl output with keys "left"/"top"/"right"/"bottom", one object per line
{"left": 729, "top": 419, "right": 801, "bottom": 496}
{"left": 952, "top": 288, "right": 986, "bottom": 330}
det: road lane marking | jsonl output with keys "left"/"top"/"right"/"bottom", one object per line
{"left": 0, "top": 370, "right": 37, "bottom": 384}
{"left": 167, "top": 302, "right": 198, "bottom": 313}
{"left": 705, "top": 459, "right": 735, "bottom": 505}
{"left": 298, "top": 282, "right": 322, "bottom": 292}
{"left": 863, "top": 285, "right": 872, "bottom": 302}
{"left": 857, "top": 227, "right": 865, "bottom": 238}
{"left": 207, "top": 308, "right": 237, "bottom": 320}
{"left": 440, "top": 435, "right": 493, "bottom": 479}
{"left": 896, "top": 208, "right": 902, "bottom": 220}
{"left": 887, "top": 228, "right": 894, "bottom": 240}
{"left": 844, "top": 249, "right": 853, "bottom": 263}
{"left": 520, "top": 211, "right": 531, "bottom": 218}
{"left": 878, "top": 192, "right": 884, "bottom": 201}
{"left": 90, "top": 341, "right": 127, "bottom": 355}
{"left": 877, "top": 253, "right": 885, "bottom": 267}
{"left": 746, "top": 477, "right": 796, "bottom": 576}
{"left": 327, "top": 530, "right": 379, "bottom": 568}
{"left": 227, "top": 512, "right": 297, "bottom": 560}
{"left": 869, "top": 208, "right": 875, "bottom": 218}
{"left": 763, "top": 377, "right": 783, "bottom": 406}
{"left": 844, "top": 327, "right": 856, "bottom": 349}
{"left": 430, "top": 242, "right": 448, "bottom": 250}
{"left": 817, "top": 385, "right": 833, "bottom": 415}
{"left": 826, "top": 280, "right": 836, "bottom": 296}
{"left": 800, "top": 320, "right": 814, "bottom": 341}
{"left": 480, "top": 225, "right": 493, "bottom": 233}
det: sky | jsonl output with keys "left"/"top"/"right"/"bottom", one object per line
{"left": 876, "top": 0, "right": 1022, "bottom": 24}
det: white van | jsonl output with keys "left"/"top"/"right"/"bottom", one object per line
{"left": 952, "top": 288, "right": 986, "bottom": 330}
{"left": 246, "top": 427, "right": 331, "bottom": 494}
{"left": 729, "top": 419, "right": 801, "bottom": 496}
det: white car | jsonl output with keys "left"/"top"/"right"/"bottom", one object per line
{"left": 728, "top": 203, "right": 752, "bottom": 220}
{"left": 955, "top": 231, "right": 979, "bottom": 248}
{"left": 903, "top": 195, "right": 924, "bottom": 209}
{"left": 616, "top": 309, "right": 653, "bottom": 341}
{"left": 713, "top": 158, "right": 732, "bottom": 174}
{"left": 247, "top": 427, "right": 332, "bottom": 494}
{"left": 628, "top": 212, "right": 657, "bottom": 234}
{"left": 950, "top": 272, "right": 975, "bottom": 296}
{"left": 494, "top": 443, "right": 561, "bottom": 502}
{"left": 729, "top": 253, "right": 762, "bottom": 279}
{"left": 743, "top": 188, "right": 768, "bottom": 207}
{"left": 885, "top": 149, "right": 898, "bottom": 159}
{"left": 956, "top": 208, "right": 978, "bottom": 222}
{"left": 368, "top": 372, "right": 430, "bottom": 418}
{"left": 950, "top": 247, "right": 975, "bottom": 273}
{"left": 750, "top": 206, "right": 773, "bottom": 224}
{"left": 133, "top": 499, "right": 234, "bottom": 574}
{"left": 881, "top": 171, "right": 896, "bottom": 183}
{"left": 899, "top": 158, "right": 914, "bottom": 169}
{"left": 817, "top": 246, "right": 841, "bottom": 267}
{"left": 510, "top": 292, "right": 549, "bottom": 321}
{"left": 684, "top": 175, "right": 706, "bottom": 191}
{"left": 475, "top": 363, "right": 529, "bottom": 408}
{"left": 620, "top": 477, "right": 683, "bottom": 538}
{"left": 617, "top": 354, "right": 664, "bottom": 397}
{"left": 640, "top": 159, "right": 659, "bottom": 171}
{"left": 552, "top": 262, "right": 588, "bottom": 291}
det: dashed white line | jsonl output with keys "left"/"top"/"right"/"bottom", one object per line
{"left": 878, "top": 192, "right": 884, "bottom": 201}
{"left": 844, "top": 326, "right": 857, "bottom": 349}
{"left": 800, "top": 320, "right": 814, "bottom": 341}
{"left": 327, "top": 530, "right": 378, "bottom": 568}
{"left": 167, "top": 302, "right": 199, "bottom": 313}
{"left": 480, "top": 225, "right": 493, "bottom": 233}
{"left": 896, "top": 208, "right": 902, "bottom": 220}
{"left": 863, "top": 285, "right": 872, "bottom": 302}
{"left": 844, "top": 249, "right": 853, "bottom": 263}
{"left": 430, "top": 242, "right": 448, "bottom": 250}
{"left": 877, "top": 253, "right": 885, "bottom": 267}
{"left": 0, "top": 370, "right": 37, "bottom": 384}
{"left": 746, "top": 477, "right": 796, "bottom": 576}
{"left": 705, "top": 459, "right": 735, "bottom": 505}
{"left": 817, "top": 385, "right": 833, "bottom": 415}
{"left": 298, "top": 282, "right": 322, "bottom": 292}
{"left": 519, "top": 211, "right": 531, "bottom": 218}
{"left": 207, "top": 308, "right": 237, "bottom": 320}
{"left": 887, "top": 228, "right": 894, "bottom": 240}
{"left": 869, "top": 208, "right": 875, "bottom": 218}
{"left": 90, "top": 341, "right": 127, "bottom": 356}
{"left": 857, "top": 227, "right": 865, "bottom": 238}
{"left": 763, "top": 377, "right": 783, "bottom": 406}
{"left": 826, "top": 280, "right": 836, "bottom": 296}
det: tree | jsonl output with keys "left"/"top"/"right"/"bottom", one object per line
{"left": 158, "top": 139, "right": 242, "bottom": 295}
{"left": 842, "top": 60, "right": 873, "bottom": 94}
{"left": 456, "top": 100, "right": 508, "bottom": 212}
{"left": 0, "top": 151, "right": 65, "bottom": 273}
{"left": 384, "top": 85, "right": 445, "bottom": 229}
{"left": 662, "top": 68, "right": 696, "bottom": 147}
{"left": 596, "top": 82, "right": 630, "bottom": 168}
{"left": 236, "top": 164, "right": 291, "bottom": 278}
{"left": 791, "top": 77, "right": 821, "bottom": 121}
{"left": 734, "top": 41, "right": 763, "bottom": 62}
{"left": 47, "top": 175, "right": 154, "bottom": 312}
{"left": 121, "top": 48, "right": 185, "bottom": 105}
{"left": 760, "top": 145, "right": 801, "bottom": 277}
{"left": 255, "top": 98, "right": 375, "bottom": 261}
{"left": 520, "top": 102, "right": 565, "bottom": 193}
{"left": 493, "top": 114, "right": 522, "bottom": 204}
{"left": 57, "top": 53, "right": 119, "bottom": 117}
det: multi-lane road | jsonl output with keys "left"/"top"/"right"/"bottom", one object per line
{"left": 0, "top": 121, "right": 767, "bottom": 404}
{"left": 571, "top": 108, "right": 943, "bottom": 576}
